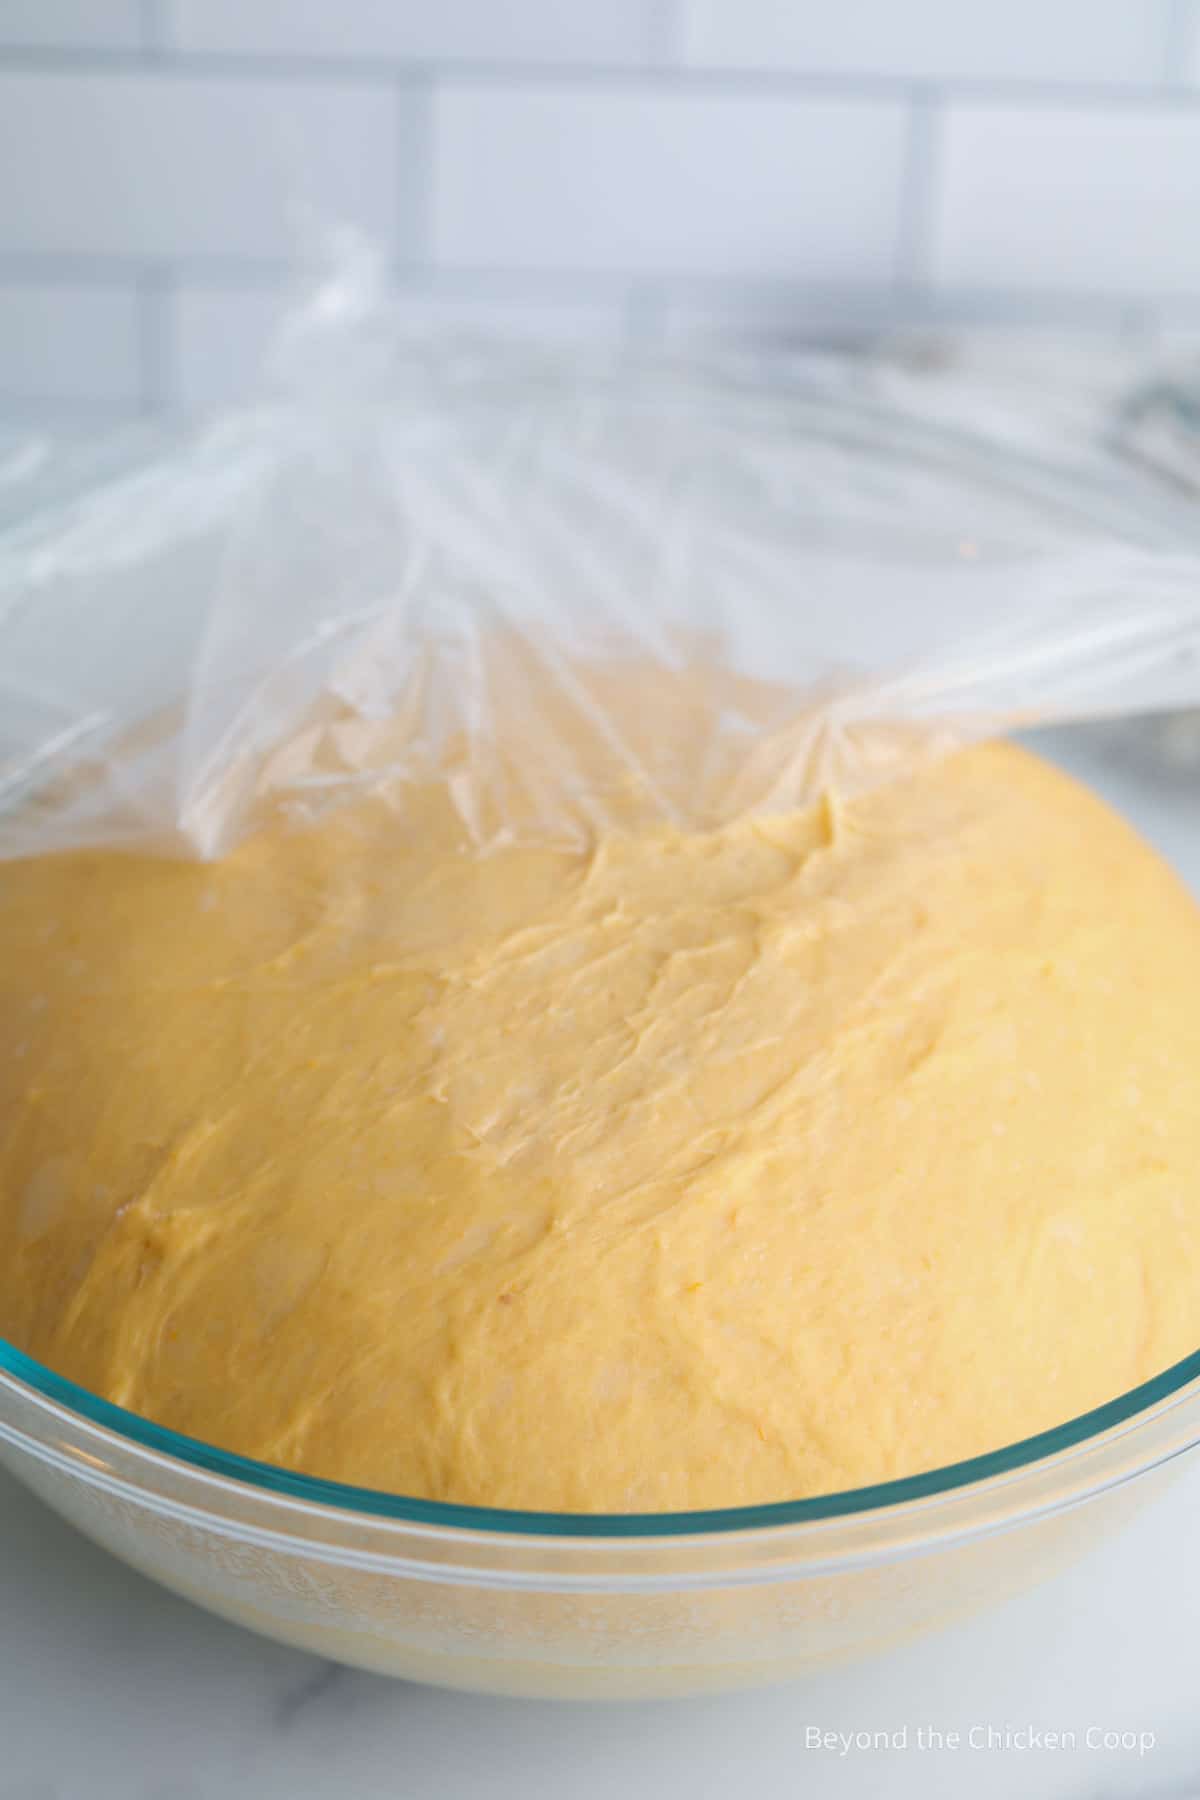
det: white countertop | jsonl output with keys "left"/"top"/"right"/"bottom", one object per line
{"left": 4, "top": 733, "right": 1200, "bottom": 1798}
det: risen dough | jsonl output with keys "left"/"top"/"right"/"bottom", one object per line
{"left": 2, "top": 742, "right": 1199, "bottom": 1510}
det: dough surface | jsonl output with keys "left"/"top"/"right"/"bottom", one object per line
{"left": 2, "top": 742, "right": 1199, "bottom": 1511}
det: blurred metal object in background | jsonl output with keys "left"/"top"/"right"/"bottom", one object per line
{"left": 1107, "top": 356, "right": 1200, "bottom": 774}
{"left": 865, "top": 331, "right": 1200, "bottom": 782}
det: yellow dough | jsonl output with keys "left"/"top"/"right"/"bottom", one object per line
{"left": 2, "top": 741, "right": 1200, "bottom": 1511}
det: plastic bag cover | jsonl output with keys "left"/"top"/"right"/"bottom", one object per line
{"left": 3, "top": 257, "right": 1200, "bottom": 862}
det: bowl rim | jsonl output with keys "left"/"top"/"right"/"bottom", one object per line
{"left": 5, "top": 1336, "right": 1200, "bottom": 1541}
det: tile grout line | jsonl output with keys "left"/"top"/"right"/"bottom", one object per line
{"left": 894, "top": 88, "right": 941, "bottom": 297}
{"left": 4, "top": 253, "right": 1200, "bottom": 319}
{"left": 647, "top": 0, "right": 683, "bottom": 71}
{"left": 0, "top": 393, "right": 146, "bottom": 421}
{"left": 139, "top": 0, "right": 168, "bottom": 59}
{"left": 0, "top": 45, "right": 1198, "bottom": 108}
{"left": 398, "top": 72, "right": 436, "bottom": 275}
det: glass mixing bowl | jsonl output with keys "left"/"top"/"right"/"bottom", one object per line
{"left": 5, "top": 343, "right": 1200, "bottom": 1699}
{"left": 3, "top": 1342, "right": 1200, "bottom": 1698}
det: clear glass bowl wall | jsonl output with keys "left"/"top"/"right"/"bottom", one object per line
{"left": 4, "top": 1346, "right": 1200, "bottom": 1697}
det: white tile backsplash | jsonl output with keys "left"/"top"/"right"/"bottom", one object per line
{"left": 167, "top": 0, "right": 660, "bottom": 67}
{"left": 432, "top": 86, "right": 908, "bottom": 280}
{"left": 0, "top": 0, "right": 143, "bottom": 51}
{"left": 681, "top": 0, "right": 1174, "bottom": 86}
{"left": 172, "top": 280, "right": 629, "bottom": 412}
{"left": 934, "top": 102, "right": 1200, "bottom": 297}
{"left": 0, "top": 9, "right": 1198, "bottom": 418}
{"left": 0, "top": 279, "right": 142, "bottom": 404}
{"left": 0, "top": 70, "right": 405, "bottom": 261}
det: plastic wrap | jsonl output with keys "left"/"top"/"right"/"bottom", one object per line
{"left": 3, "top": 256, "right": 1200, "bottom": 863}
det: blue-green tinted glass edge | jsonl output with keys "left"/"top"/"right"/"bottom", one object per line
{"left": 4, "top": 1337, "right": 1200, "bottom": 1539}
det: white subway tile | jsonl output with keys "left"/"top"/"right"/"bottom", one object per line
{"left": 0, "top": 71, "right": 405, "bottom": 261}
{"left": 934, "top": 104, "right": 1200, "bottom": 297}
{"left": 682, "top": 0, "right": 1172, "bottom": 85}
{"left": 172, "top": 282, "right": 628, "bottom": 412}
{"left": 171, "top": 287, "right": 291, "bottom": 411}
{"left": 432, "top": 86, "right": 907, "bottom": 281}
{"left": 0, "top": 0, "right": 142, "bottom": 50}
{"left": 168, "top": 0, "right": 657, "bottom": 66}
{"left": 0, "top": 281, "right": 142, "bottom": 405}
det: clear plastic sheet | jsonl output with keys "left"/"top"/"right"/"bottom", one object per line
{"left": 4, "top": 253, "right": 1200, "bottom": 862}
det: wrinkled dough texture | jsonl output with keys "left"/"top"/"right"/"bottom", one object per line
{"left": 2, "top": 742, "right": 1200, "bottom": 1512}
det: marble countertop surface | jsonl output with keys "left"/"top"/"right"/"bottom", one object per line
{"left": 4, "top": 735, "right": 1200, "bottom": 1800}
